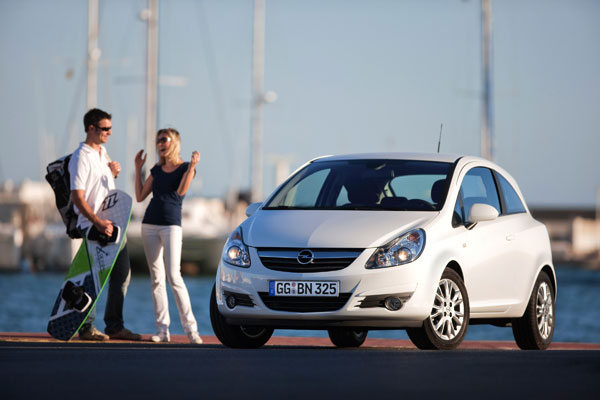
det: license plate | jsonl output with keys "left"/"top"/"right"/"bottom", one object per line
{"left": 268, "top": 281, "right": 339, "bottom": 297}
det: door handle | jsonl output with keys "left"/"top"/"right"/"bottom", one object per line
{"left": 506, "top": 234, "right": 515, "bottom": 241}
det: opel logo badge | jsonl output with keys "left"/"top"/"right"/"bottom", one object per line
{"left": 297, "top": 249, "right": 314, "bottom": 264}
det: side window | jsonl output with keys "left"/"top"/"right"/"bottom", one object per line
{"left": 496, "top": 173, "right": 526, "bottom": 214}
{"left": 459, "top": 167, "right": 501, "bottom": 221}
{"left": 452, "top": 188, "right": 465, "bottom": 227}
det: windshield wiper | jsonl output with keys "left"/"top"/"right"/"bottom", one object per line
{"left": 337, "top": 204, "right": 383, "bottom": 210}
{"left": 264, "top": 205, "right": 421, "bottom": 211}
{"left": 262, "top": 206, "right": 310, "bottom": 210}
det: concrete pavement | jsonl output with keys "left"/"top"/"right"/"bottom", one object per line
{"left": 2, "top": 336, "right": 599, "bottom": 400}
{"left": 1, "top": 332, "right": 600, "bottom": 350}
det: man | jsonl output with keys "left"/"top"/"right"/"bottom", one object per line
{"left": 69, "top": 108, "right": 141, "bottom": 341}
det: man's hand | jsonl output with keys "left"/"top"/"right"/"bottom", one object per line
{"left": 108, "top": 161, "right": 122, "bottom": 178}
{"left": 95, "top": 218, "right": 114, "bottom": 237}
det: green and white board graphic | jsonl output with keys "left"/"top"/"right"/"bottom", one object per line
{"left": 47, "top": 189, "right": 133, "bottom": 341}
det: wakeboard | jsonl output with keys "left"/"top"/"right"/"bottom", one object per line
{"left": 47, "top": 189, "right": 133, "bottom": 341}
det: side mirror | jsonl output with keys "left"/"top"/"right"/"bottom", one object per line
{"left": 245, "top": 202, "right": 262, "bottom": 217}
{"left": 467, "top": 203, "right": 499, "bottom": 225}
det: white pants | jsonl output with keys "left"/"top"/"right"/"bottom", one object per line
{"left": 141, "top": 224, "right": 198, "bottom": 334}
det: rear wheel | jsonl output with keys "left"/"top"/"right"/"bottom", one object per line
{"left": 512, "top": 271, "right": 554, "bottom": 350}
{"left": 210, "top": 284, "right": 273, "bottom": 348}
{"left": 327, "top": 328, "right": 368, "bottom": 348}
{"left": 407, "top": 269, "right": 470, "bottom": 350}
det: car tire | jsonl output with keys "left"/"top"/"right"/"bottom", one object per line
{"left": 512, "top": 271, "right": 554, "bottom": 350}
{"left": 407, "top": 269, "right": 470, "bottom": 350}
{"left": 327, "top": 328, "right": 368, "bottom": 348}
{"left": 209, "top": 284, "right": 274, "bottom": 348}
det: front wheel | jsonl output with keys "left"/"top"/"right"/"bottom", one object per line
{"left": 328, "top": 328, "right": 368, "bottom": 348}
{"left": 407, "top": 269, "right": 470, "bottom": 350}
{"left": 209, "top": 284, "right": 274, "bottom": 348}
{"left": 512, "top": 271, "right": 555, "bottom": 350}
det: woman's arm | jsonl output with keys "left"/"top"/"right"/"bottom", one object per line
{"left": 135, "top": 150, "right": 153, "bottom": 202}
{"left": 177, "top": 151, "right": 200, "bottom": 197}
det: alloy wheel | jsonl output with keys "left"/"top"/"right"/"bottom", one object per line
{"left": 430, "top": 278, "right": 465, "bottom": 341}
{"left": 536, "top": 282, "right": 554, "bottom": 340}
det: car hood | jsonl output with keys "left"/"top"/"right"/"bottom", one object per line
{"left": 243, "top": 210, "right": 436, "bottom": 249}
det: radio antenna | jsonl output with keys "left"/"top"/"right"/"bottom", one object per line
{"left": 437, "top": 123, "right": 443, "bottom": 153}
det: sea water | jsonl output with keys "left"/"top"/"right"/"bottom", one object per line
{"left": 0, "top": 266, "right": 598, "bottom": 343}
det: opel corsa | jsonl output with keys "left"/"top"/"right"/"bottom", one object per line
{"left": 210, "top": 153, "right": 556, "bottom": 350}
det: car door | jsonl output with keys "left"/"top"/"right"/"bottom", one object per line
{"left": 492, "top": 171, "right": 540, "bottom": 305}
{"left": 453, "top": 167, "right": 516, "bottom": 313}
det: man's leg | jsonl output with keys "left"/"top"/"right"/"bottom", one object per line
{"left": 78, "top": 228, "right": 108, "bottom": 341}
{"left": 104, "top": 244, "right": 132, "bottom": 335}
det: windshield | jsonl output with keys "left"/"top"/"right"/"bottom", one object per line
{"left": 264, "top": 159, "right": 452, "bottom": 211}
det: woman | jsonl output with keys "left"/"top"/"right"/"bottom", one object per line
{"left": 134, "top": 128, "right": 202, "bottom": 344}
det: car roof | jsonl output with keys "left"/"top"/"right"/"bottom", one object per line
{"left": 314, "top": 152, "right": 465, "bottom": 163}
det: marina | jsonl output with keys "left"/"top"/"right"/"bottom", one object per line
{"left": 0, "top": 179, "right": 243, "bottom": 274}
{"left": 1, "top": 179, "right": 600, "bottom": 274}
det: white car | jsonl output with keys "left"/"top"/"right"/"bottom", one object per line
{"left": 210, "top": 153, "right": 556, "bottom": 350}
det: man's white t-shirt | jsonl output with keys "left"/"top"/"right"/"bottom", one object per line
{"left": 69, "top": 142, "right": 115, "bottom": 230}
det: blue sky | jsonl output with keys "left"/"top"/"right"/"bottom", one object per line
{"left": 1, "top": 0, "right": 599, "bottom": 207}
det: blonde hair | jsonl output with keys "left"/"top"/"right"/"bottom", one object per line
{"left": 156, "top": 128, "right": 182, "bottom": 166}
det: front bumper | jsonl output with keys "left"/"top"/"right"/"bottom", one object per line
{"left": 215, "top": 247, "right": 436, "bottom": 329}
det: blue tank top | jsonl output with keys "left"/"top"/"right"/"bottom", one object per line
{"left": 142, "top": 162, "right": 190, "bottom": 226}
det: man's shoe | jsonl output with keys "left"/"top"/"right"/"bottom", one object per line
{"left": 151, "top": 331, "right": 170, "bottom": 343}
{"left": 79, "top": 327, "right": 109, "bottom": 341}
{"left": 109, "top": 328, "right": 142, "bottom": 341}
{"left": 188, "top": 332, "right": 203, "bottom": 344}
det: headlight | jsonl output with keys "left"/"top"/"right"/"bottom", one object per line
{"left": 365, "top": 229, "right": 425, "bottom": 269}
{"left": 222, "top": 226, "right": 251, "bottom": 268}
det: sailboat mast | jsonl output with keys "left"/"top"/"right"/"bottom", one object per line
{"left": 250, "top": 0, "right": 266, "bottom": 203}
{"left": 481, "top": 0, "right": 494, "bottom": 161}
{"left": 87, "top": 0, "right": 99, "bottom": 110}
{"left": 144, "top": 0, "right": 159, "bottom": 165}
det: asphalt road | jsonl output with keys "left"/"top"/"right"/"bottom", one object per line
{"left": 2, "top": 342, "right": 599, "bottom": 399}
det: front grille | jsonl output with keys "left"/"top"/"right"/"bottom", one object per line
{"left": 258, "top": 292, "right": 352, "bottom": 312}
{"left": 257, "top": 248, "right": 363, "bottom": 273}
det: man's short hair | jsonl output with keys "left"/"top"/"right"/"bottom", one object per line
{"left": 83, "top": 108, "right": 112, "bottom": 132}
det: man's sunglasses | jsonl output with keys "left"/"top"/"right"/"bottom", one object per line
{"left": 156, "top": 136, "right": 172, "bottom": 145}
{"left": 95, "top": 125, "right": 112, "bottom": 132}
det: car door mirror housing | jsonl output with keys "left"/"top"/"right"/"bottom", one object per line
{"left": 468, "top": 203, "right": 499, "bottom": 224}
{"left": 245, "top": 202, "right": 262, "bottom": 217}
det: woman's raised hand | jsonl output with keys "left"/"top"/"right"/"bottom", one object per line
{"left": 135, "top": 150, "right": 147, "bottom": 171}
{"left": 190, "top": 151, "right": 200, "bottom": 166}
